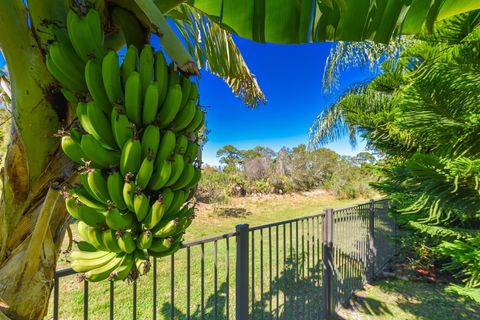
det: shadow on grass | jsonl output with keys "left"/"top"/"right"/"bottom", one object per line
{"left": 213, "top": 207, "right": 251, "bottom": 218}
{"left": 159, "top": 249, "right": 370, "bottom": 320}
{"left": 342, "top": 279, "right": 480, "bottom": 320}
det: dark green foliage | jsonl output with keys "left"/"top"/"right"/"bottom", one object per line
{"left": 198, "top": 144, "right": 378, "bottom": 202}
{"left": 311, "top": 11, "right": 480, "bottom": 289}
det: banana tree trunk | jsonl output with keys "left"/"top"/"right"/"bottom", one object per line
{"left": 0, "top": 0, "right": 75, "bottom": 318}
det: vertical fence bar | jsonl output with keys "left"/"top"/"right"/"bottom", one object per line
{"left": 201, "top": 243, "right": 205, "bottom": 319}
{"left": 110, "top": 280, "right": 114, "bottom": 320}
{"left": 187, "top": 248, "right": 191, "bottom": 320}
{"left": 153, "top": 258, "right": 157, "bottom": 320}
{"left": 322, "top": 209, "right": 334, "bottom": 320}
{"left": 214, "top": 240, "right": 218, "bottom": 320}
{"left": 226, "top": 238, "right": 230, "bottom": 320}
{"left": 251, "top": 230, "right": 255, "bottom": 319}
{"left": 84, "top": 281, "right": 88, "bottom": 320}
{"left": 171, "top": 254, "right": 175, "bottom": 320}
{"left": 132, "top": 280, "right": 137, "bottom": 320}
{"left": 53, "top": 275, "right": 59, "bottom": 320}
{"left": 368, "top": 199, "right": 376, "bottom": 282}
{"left": 236, "top": 224, "right": 250, "bottom": 320}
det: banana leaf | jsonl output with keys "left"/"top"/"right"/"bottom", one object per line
{"left": 186, "top": 0, "right": 480, "bottom": 43}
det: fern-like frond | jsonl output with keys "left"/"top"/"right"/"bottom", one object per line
{"left": 170, "top": 4, "right": 266, "bottom": 108}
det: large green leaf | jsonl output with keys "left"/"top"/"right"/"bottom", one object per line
{"left": 187, "top": 0, "right": 480, "bottom": 43}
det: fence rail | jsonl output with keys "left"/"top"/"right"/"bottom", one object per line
{"left": 51, "top": 198, "right": 395, "bottom": 320}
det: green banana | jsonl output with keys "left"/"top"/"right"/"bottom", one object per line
{"left": 148, "top": 242, "right": 180, "bottom": 258}
{"left": 70, "top": 128, "right": 83, "bottom": 143}
{"left": 76, "top": 205, "right": 107, "bottom": 228}
{"left": 160, "top": 188, "right": 175, "bottom": 213}
{"left": 149, "top": 237, "right": 173, "bottom": 253}
{"left": 172, "top": 163, "right": 195, "bottom": 191}
{"left": 103, "top": 229, "right": 122, "bottom": 253}
{"left": 139, "top": 45, "right": 154, "bottom": 96}
{"left": 164, "top": 154, "right": 185, "bottom": 187}
{"left": 70, "top": 186, "right": 106, "bottom": 211}
{"left": 62, "top": 88, "right": 79, "bottom": 104}
{"left": 173, "top": 100, "right": 196, "bottom": 132}
{"left": 102, "top": 50, "right": 124, "bottom": 104}
{"left": 81, "top": 135, "right": 120, "bottom": 168}
{"left": 122, "top": 177, "right": 135, "bottom": 212}
{"left": 77, "top": 221, "right": 91, "bottom": 242}
{"left": 67, "top": 10, "right": 104, "bottom": 62}
{"left": 174, "top": 135, "right": 189, "bottom": 155}
{"left": 107, "top": 171, "right": 128, "bottom": 210}
{"left": 76, "top": 103, "right": 96, "bottom": 137}
{"left": 116, "top": 231, "right": 136, "bottom": 254}
{"left": 152, "top": 218, "right": 179, "bottom": 238}
{"left": 71, "top": 251, "right": 117, "bottom": 273}
{"left": 86, "top": 101, "right": 117, "bottom": 148}
{"left": 141, "top": 125, "right": 160, "bottom": 160}
{"left": 157, "top": 84, "right": 182, "bottom": 128}
{"left": 164, "top": 190, "right": 186, "bottom": 217}
{"left": 65, "top": 197, "right": 81, "bottom": 221}
{"left": 134, "top": 249, "right": 150, "bottom": 276}
{"left": 148, "top": 159, "right": 172, "bottom": 191}
{"left": 109, "top": 253, "right": 134, "bottom": 281}
{"left": 46, "top": 53, "right": 82, "bottom": 92}
{"left": 48, "top": 41, "right": 86, "bottom": 90}
{"left": 154, "top": 51, "right": 168, "bottom": 105}
{"left": 167, "top": 63, "right": 180, "bottom": 88}
{"left": 87, "top": 227, "right": 108, "bottom": 251}
{"left": 84, "top": 254, "right": 125, "bottom": 282}
{"left": 61, "top": 135, "right": 86, "bottom": 164}
{"left": 143, "top": 197, "right": 166, "bottom": 229}
{"left": 124, "top": 71, "right": 142, "bottom": 126}
{"left": 155, "top": 130, "right": 176, "bottom": 166}
{"left": 120, "top": 138, "right": 142, "bottom": 176}
{"left": 184, "top": 106, "right": 204, "bottom": 133}
{"left": 121, "top": 45, "right": 139, "bottom": 87}
{"left": 135, "top": 155, "right": 154, "bottom": 190}
{"left": 183, "top": 141, "right": 199, "bottom": 163}
{"left": 87, "top": 169, "right": 110, "bottom": 203}
{"left": 106, "top": 208, "right": 135, "bottom": 230}
{"left": 71, "top": 247, "right": 110, "bottom": 260}
{"left": 188, "top": 82, "right": 199, "bottom": 102}
{"left": 80, "top": 171, "right": 102, "bottom": 203}
{"left": 184, "top": 167, "right": 202, "bottom": 190}
{"left": 136, "top": 229, "right": 153, "bottom": 249}
{"left": 111, "top": 7, "right": 146, "bottom": 51}
{"left": 111, "top": 108, "right": 133, "bottom": 149}
{"left": 104, "top": 30, "right": 125, "bottom": 52}
{"left": 179, "top": 78, "right": 192, "bottom": 108}
{"left": 133, "top": 192, "right": 149, "bottom": 222}
{"left": 85, "top": 58, "right": 112, "bottom": 114}
{"left": 142, "top": 83, "right": 160, "bottom": 126}
{"left": 76, "top": 241, "right": 98, "bottom": 252}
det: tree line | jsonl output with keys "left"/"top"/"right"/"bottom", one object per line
{"left": 197, "top": 144, "right": 378, "bottom": 202}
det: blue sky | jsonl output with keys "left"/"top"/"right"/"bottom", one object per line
{"left": 197, "top": 36, "right": 373, "bottom": 165}
{"left": 0, "top": 36, "right": 374, "bottom": 166}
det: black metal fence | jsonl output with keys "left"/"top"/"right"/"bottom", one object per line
{"left": 50, "top": 198, "right": 395, "bottom": 320}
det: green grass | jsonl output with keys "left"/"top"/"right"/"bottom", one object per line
{"left": 337, "top": 279, "right": 480, "bottom": 320}
{"left": 48, "top": 193, "right": 370, "bottom": 319}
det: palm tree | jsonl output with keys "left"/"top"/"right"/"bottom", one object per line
{"left": 0, "top": 0, "right": 478, "bottom": 318}
{"left": 309, "top": 10, "right": 480, "bottom": 290}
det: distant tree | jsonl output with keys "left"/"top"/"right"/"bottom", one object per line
{"left": 216, "top": 145, "right": 243, "bottom": 173}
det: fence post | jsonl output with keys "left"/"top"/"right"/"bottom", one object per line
{"left": 322, "top": 208, "right": 334, "bottom": 319}
{"left": 236, "top": 224, "right": 249, "bottom": 320}
{"left": 367, "top": 199, "right": 376, "bottom": 282}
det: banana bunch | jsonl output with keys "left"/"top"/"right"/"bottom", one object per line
{"left": 48, "top": 8, "right": 204, "bottom": 282}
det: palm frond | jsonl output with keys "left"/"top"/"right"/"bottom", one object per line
{"left": 322, "top": 37, "right": 415, "bottom": 93}
{"left": 170, "top": 5, "right": 266, "bottom": 108}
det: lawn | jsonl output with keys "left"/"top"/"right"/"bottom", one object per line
{"left": 337, "top": 279, "right": 480, "bottom": 320}
{"left": 48, "top": 192, "right": 368, "bottom": 319}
